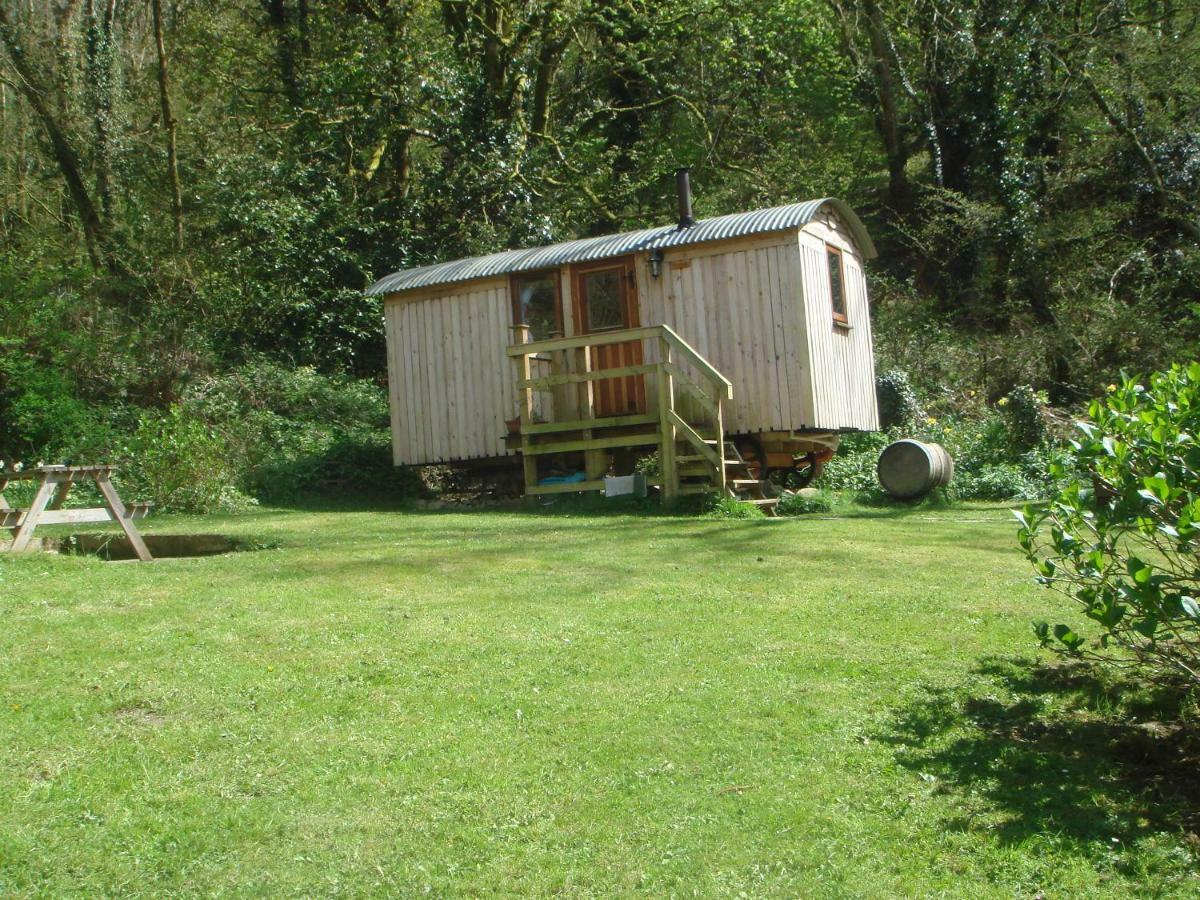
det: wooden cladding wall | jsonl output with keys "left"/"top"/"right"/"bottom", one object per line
{"left": 384, "top": 278, "right": 532, "bottom": 465}
{"left": 638, "top": 234, "right": 817, "bottom": 435}
{"left": 799, "top": 223, "right": 879, "bottom": 431}
{"left": 382, "top": 216, "right": 879, "bottom": 466}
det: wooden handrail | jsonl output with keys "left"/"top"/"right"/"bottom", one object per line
{"left": 507, "top": 323, "right": 732, "bottom": 397}
{"left": 509, "top": 322, "right": 732, "bottom": 503}
{"left": 658, "top": 324, "right": 733, "bottom": 399}
{"left": 506, "top": 325, "right": 663, "bottom": 357}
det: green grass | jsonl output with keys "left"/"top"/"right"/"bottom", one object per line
{"left": 0, "top": 503, "right": 1196, "bottom": 896}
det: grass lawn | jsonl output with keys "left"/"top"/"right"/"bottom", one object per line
{"left": 0, "top": 502, "right": 1196, "bottom": 896}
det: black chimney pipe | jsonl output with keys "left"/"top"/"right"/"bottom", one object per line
{"left": 675, "top": 167, "right": 695, "bottom": 228}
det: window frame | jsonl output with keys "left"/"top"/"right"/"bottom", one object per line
{"left": 825, "top": 243, "right": 849, "bottom": 326}
{"left": 571, "top": 256, "right": 639, "bottom": 335}
{"left": 509, "top": 269, "right": 564, "bottom": 340}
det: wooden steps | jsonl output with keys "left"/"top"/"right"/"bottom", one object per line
{"left": 508, "top": 324, "right": 780, "bottom": 512}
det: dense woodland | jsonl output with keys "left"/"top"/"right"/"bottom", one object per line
{"left": 0, "top": 0, "right": 1197, "bottom": 499}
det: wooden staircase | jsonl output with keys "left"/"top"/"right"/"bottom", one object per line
{"left": 677, "top": 441, "right": 779, "bottom": 515}
{"left": 508, "top": 324, "right": 777, "bottom": 513}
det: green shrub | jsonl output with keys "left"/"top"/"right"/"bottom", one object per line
{"left": 0, "top": 355, "right": 122, "bottom": 462}
{"left": 122, "top": 407, "right": 256, "bottom": 513}
{"left": 1017, "top": 365, "right": 1200, "bottom": 691}
{"left": 776, "top": 489, "right": 836, "bottom": 515}
{"left": 953, "top": 463, "right": 1041, "bottom": 501}
{"left": 702, "top": 495, "right": 766, "bottom": 519}
{"left": 179, "top": 362, "right": 414, "bottom": 502}
{"left": 999, "top": 385, "right": 1048, "bottom": 453}
{"left": 875, "top": 369, "right": 922, "bottom": 429}
{"left": 821, "top": 430, "right": 891, "bottom": 492}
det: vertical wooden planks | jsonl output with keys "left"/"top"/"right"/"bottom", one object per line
{"left": 441, "top": 297, "right": 458, "bottom": 465}
{"left": 765, "top": 245, "right": 792, "bottom": 430}
{"left": 487, "top": 285, "right": 512, "bottom": 454}
{"left": 784, "top": 239, "right": 815, "bottom": 427}
{"left": 402, "top": 301, "right": 422, "bottom": 465}
{"left": 383, "top": 302, "right": 403, "bottom": 464}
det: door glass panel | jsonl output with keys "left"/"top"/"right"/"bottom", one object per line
{"left": 584, "top": 270, "right": 624, "bottom": 331}
{"left": 514, "top": 272, "right": 558, "bottom": 339}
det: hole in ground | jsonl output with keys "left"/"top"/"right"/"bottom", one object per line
{"left": 63, "top": 533, "right": 270, "bottom": 560}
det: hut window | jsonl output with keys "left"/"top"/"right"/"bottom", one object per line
{"left": 826, "top": 245, "right": 848, "bottom": 324}
{"left": 511, "top": 271, "right": 560, "bottom": 340}
{"left": 581, "top": 270, "right": 624, "bottom": 331}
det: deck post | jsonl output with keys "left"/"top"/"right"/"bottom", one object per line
{"left": 511, "top": 325, "right": 538, "bottom": 500}
{"left": 713, "top": 381, "right": 727, "bottom": 494}
{"left": 657, "top": 337, "right": 678, "bottom": 506}
{"left": 579, "top": 344, "right": 607, "bottom": 481}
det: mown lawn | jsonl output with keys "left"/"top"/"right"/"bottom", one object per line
{"left": 0, "top": 503, "right": 1196, "bottom": 897}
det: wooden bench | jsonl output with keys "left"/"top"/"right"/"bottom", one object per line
{"left": 0, "top": 465, "right": 154, "bottom": 561}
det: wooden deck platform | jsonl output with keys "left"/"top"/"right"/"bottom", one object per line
{"left": 508, "top": 324, "right": 778, "bottom": 512}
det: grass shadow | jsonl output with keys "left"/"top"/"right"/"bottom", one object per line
{"left": 879, "top": 656, "right": 1200, "bottom": 852}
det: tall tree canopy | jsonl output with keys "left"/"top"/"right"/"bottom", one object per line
{"left": 1, "top": 0, "right": 1197, "bottom": 413}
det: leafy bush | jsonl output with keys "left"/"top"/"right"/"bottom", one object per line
{"left": 875, "top": 369, "right": 922, "bottom": 429}
{"left": 777, "top": 489, "right": 836, "bottom": 515}
{"left": 180, "top": 362, "right": 415, "bottom": 501}
{"left": 122, "top": 407, "right": 256, "bottom": 513}
{"left": 702, "top": 495, "right": 766, "bottom": 519}
{"left": 821, "top": 430, "right": 891, "bottom": 492}
{"left": 998, "top": 385, "right": 1048, "bottom": 453}
{"left": 1017, "top": 365, "right": 1200, "bottom": 691}
{"left": 953, "top": 463, "right": 1041, "bottom": 501}
{"left": 0, "top": 352, "right": 123, "bottom": 462}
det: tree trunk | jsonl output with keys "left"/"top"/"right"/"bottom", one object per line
{"left": 152, "top": 0, "right": 183, "bottom": 250}
{"left": 85, "top": 0, "right": 120, "bottom": 225}
{"left": 262, "top": 0, "right": 301, "bottom": 104}
{"left": 859, "top": 0, "right": 913, "bottom": 219}
{"left": 0, "top": 6, "right": 107, "bottom": 267}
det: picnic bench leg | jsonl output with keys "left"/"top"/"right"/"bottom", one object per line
{"left": 49, "top": 479, "right": 73, "bottom": 510}
{"left": 96, "top": 476, "right": 154, "bottom": 562}
{"left": 9, "top": 477, "right": 56, "bottom": 552}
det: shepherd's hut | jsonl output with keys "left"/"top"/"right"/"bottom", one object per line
{"left": 367, "top": 171, "right": 880, "bottom": 509}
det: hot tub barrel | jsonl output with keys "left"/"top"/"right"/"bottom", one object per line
{"left": 877, "top": 439, "right": 954, "bottom": 500}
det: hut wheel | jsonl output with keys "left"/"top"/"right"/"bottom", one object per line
{"left": 766, "top": 449, "right": 833, "bottom": 491}
{"left": 733, "top": 435, "right": 769, "bottom": 482}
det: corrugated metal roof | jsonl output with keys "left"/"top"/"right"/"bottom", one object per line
{"left": 366, "top": 197, "right": 876, "bottom": 297}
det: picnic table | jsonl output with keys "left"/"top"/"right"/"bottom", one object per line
{"left": 0, "top": 465, "right": 153, "bottom": 561}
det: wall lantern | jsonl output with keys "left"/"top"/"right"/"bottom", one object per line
{"left": 649, "top": 248, "right": 664, "bottom": 278}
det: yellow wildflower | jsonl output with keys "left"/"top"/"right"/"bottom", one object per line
{"left": 997, "top": 397, "right": 1009, "bottom": 407}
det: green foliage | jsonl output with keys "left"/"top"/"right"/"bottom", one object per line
{"left": 777, "top": 489, "right": 836, "bottom": 516}
{"left": 998, "top": 386, "right": 1048, "bottom": 454}
{"left": 954, "top": 463, "right": 1041, "bottom": 502}
{"left": 1017, "top": 365, "right": 1200, "bottom": 690}
{"left": 122, "top": 407, "right": 255, "bottom": 513}
{"left": 634, "top": 451, "right": 662, "bottom": 479}
{"left": 701, "top": 494, "right": 766, "bottom": 519}
{"left": 3, "top": 0, "right": 1199, "bottom": 513}
{"left": 180, "top": 362, "right": 416, "bottom": 501}
{"left": 820, "top": 391, "right": 1068, "bottom": 503}
{"left": 875, "top": 369, "right": 922, "bottom": 429}
{"left": 821, "top": 430, "right": 892, "bottom": 493}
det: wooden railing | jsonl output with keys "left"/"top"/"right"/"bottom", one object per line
{"left": 506, "top": 324, "right": 732, "bottom": 502}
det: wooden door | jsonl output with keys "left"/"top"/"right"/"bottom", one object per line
{"left": 572, "top": 256, "right": 645, "bottom": 417}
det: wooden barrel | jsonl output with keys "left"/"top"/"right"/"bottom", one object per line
{"left": 877, "top": 439, "right": 954, "bottom": 499}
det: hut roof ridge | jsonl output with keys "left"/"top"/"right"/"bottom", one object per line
{"left": 366, "top": 197, "right": 875, "bottom": 297}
